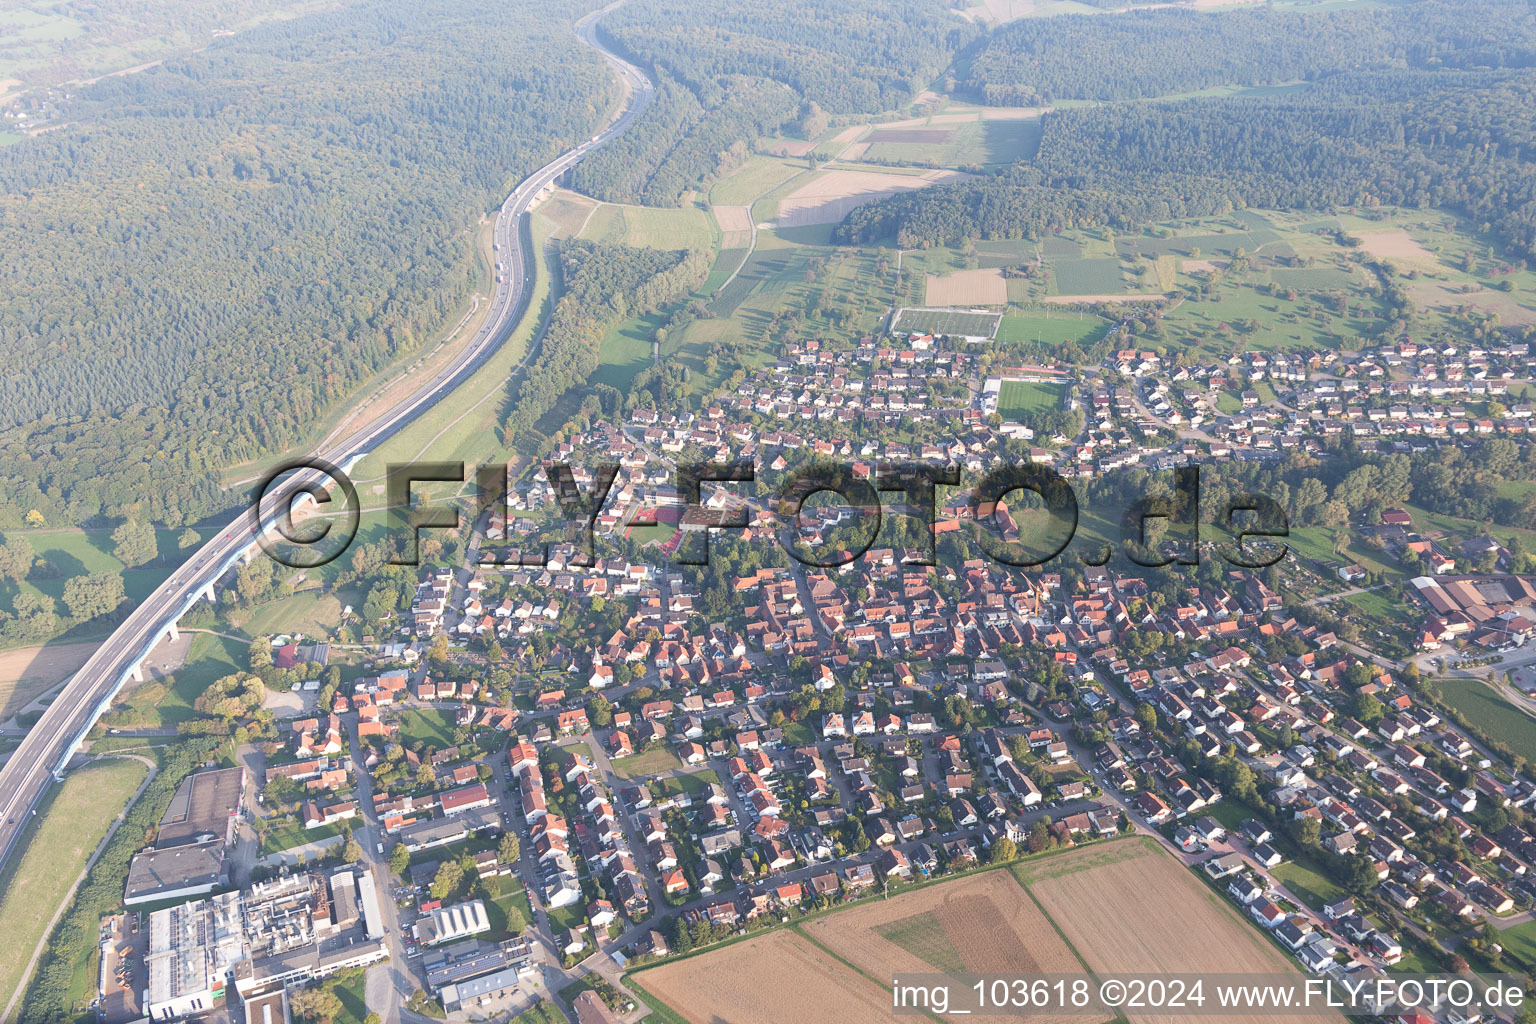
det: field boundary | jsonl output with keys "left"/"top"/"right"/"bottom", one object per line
{"left": 626, "top": 840, "right": 1147, "bottom": 980}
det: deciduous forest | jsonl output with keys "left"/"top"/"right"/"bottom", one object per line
{"left": 837, "top": 68, "right": 1536, "bottom": 259}
{"left": 572, "top": 0, "right": 979, "bottom": 204}
{"left": 0, "top": 0, "right": 618, "bottom": 527}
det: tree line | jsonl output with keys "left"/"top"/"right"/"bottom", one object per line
{"left": 501, "top": 238, "right": 709, "bottom": 451}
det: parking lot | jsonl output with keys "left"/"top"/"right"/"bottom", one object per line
{"left": 99, "top": 912, "right": 144, "bottom": 1024}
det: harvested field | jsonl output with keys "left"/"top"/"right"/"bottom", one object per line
{"left": 775, "top": 168, "right": 967, "bottom": 227}
{"left": 925, "top": 267, "right": 1007, "bottom": 306}
{"left": 713, "top": 205, "right": 754, "bottom": 247}
{"left": 1182, "top": 258, "right": 1225, "bottom": 274}
{"left": 712, "top": 205, "right": 754, "bottom": 234}
{"left": 631, "top": 841, "right": 1323, "bottom": 1024}
{"left": 1354, "top": 228, "right": 1437, "bottom": 267}
{"left": 1025, "top": 839, "right": 1332, "bottom": 1024}
{"left": 840, "top": 142, "right": 869, "bottom": 161}
{"left": 768, "top": 138, "right": 817, "bottom": 157}
{"left": 828, "top": 125, "right": 867, "bottom": 146}
{"left": 0, "top": 641, "right": 96, "bottom": 722}
{"left": 636, "top": 929, "right": 893, "bottom": 1024}
{"left": 805, "top": 868, "right": 1081, "bottom": 979}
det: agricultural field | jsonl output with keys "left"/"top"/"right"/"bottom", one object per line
{"left": 1435, "top": 676, "right": 1536, "bottom": 757}
{"left": 924, "top": 267, "right": 1008, "bottom": 306}
{"left": 1021, "top": 838, "right": 1330, "bottom": 1024}
{"left": 709, "top": 156, "right": 807, "bottom": 207}
{"left": 1050, "top": 257, "right": 1131, "bottom": 296}
{"left": 711, "top": 204, "right": 754, "bottom": 248}
{"left": 536, "top": 190, "right": 601, "bottom": 238}
{"left": 0, "top": 757, "right": 148, "bottom": 1018}
{"left": 851, "top": 107, "right": 1043, "bottom": 166}
{"left": 0, "top": 3, "right": 336, "bottom": 90}
{"left": 802, "top": 868, "right": 1083, "bottom": 983}
{"left": 1142, "top": 207, "right": 1536, "bottom": 353}
{"left": 771, "top": 167, "right": 967, "bottom": 228}
{"left": 0, "top": 640, "right": 96, "bottom": 723}
{"left": 997, "top": 380, "right": 1066, "bottom": 420}
{"left": 891, "top": 307, "right": 1002, "bottom": 339}
{"left": 636, "top": 841, "right": 1314, "bottom": 1024}
{"left": 633, "top": 928, "right": 894, "bottom": 1024}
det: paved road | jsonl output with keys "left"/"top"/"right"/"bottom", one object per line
{"left": 0, "top": 0, "right": 654, "bottom": 879}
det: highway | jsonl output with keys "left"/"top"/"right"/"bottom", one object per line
{"left": 0, "top": 1, "right": 652, "bottom": 877}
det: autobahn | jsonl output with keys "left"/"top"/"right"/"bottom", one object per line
{"left": 0, "top": 1, "right": 652, "bottom": 876}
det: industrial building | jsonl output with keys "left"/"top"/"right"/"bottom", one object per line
{"left": 414, "top": 899, "right": 490, "bottom": 946}
{"left": 126, "top": 766, "right": 246, "bottom": 905}
{"left": 144, "top": 869, "right": 386, "bottom": 1021}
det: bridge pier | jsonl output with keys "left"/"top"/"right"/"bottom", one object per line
{"left": 204, "top": 582, "right": 217, "bottom": 603}
{"left": 167, "top": 620, "right": 179, "bottom": 643}
{"left": 129, "top": 662, "right": 144, "bottom": 683}
{"left": 240, "top": 546, "right": 255, "bottom": 566}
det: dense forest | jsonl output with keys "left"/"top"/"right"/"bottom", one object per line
{"left": 836, "top": 68, "right": 1536, "bottom": 260}
{"left": 0, "top": 0, "right": 619, "bottom": 528}
{"left": 569, "top": 70, "right": 798, "bottom": 206}
{"left": 572, "top": 0, "right": 979, "bottom": 204}
{"left": 501, "top": 239, "right": 709, "bottom": 452}
{"left": 0, "top": 0, "right": 342, "bottom": 90}
{"left": 959, "top": 0, "right": 1536, "bottom": 105}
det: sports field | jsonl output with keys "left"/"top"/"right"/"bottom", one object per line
{"left": 996, "top": 311, "right": 1109, "bottom": 346}
{"left": 997, "top": 379, "right": 1065, "bottom": 419}
{"left": 891, "top": 307, "right": 1002, "bottom": 339}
